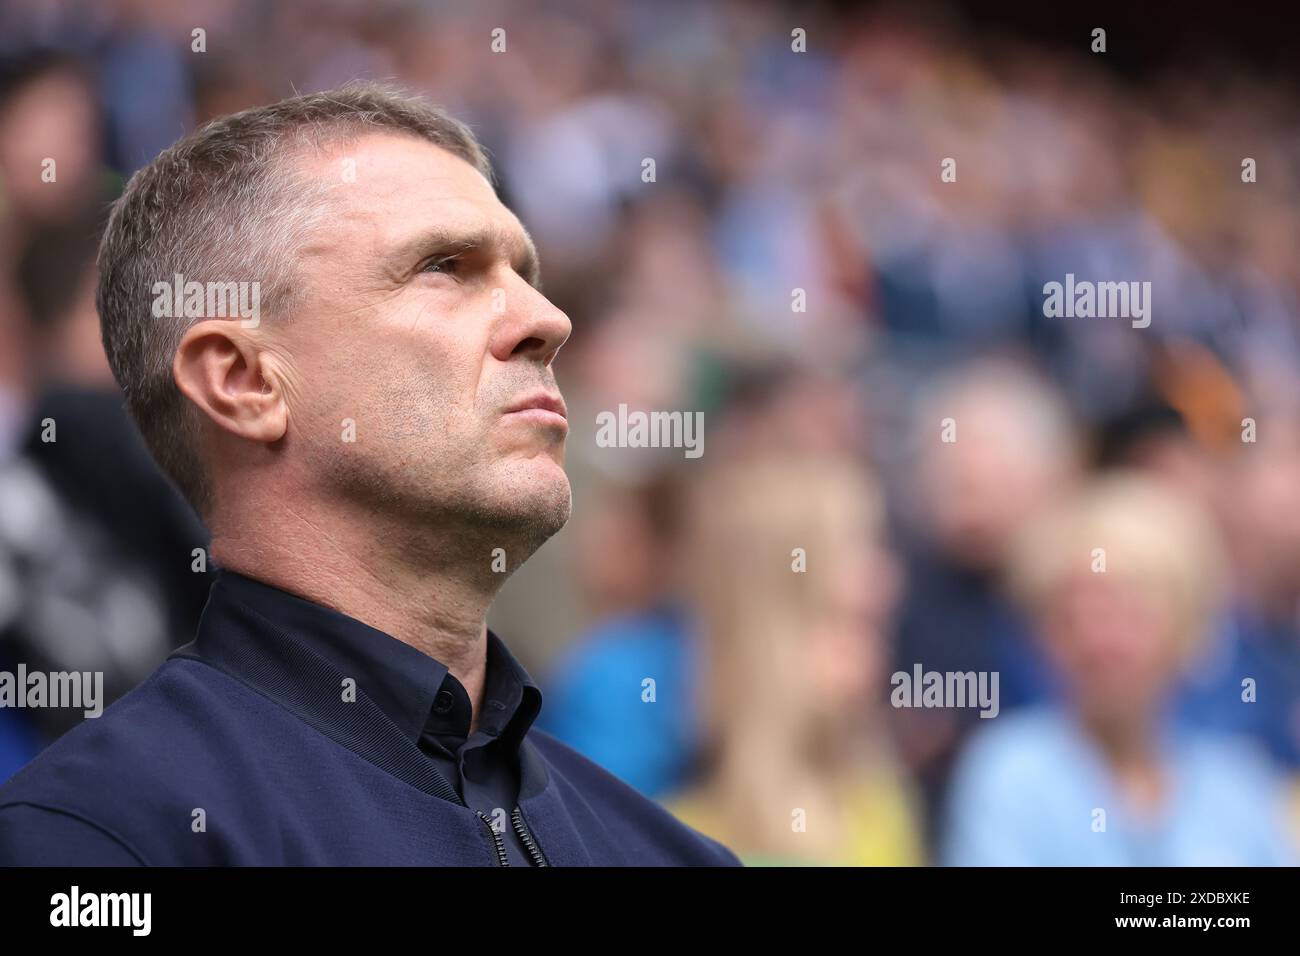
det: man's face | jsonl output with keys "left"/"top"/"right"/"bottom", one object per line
{"left": 276, "top": 132, "right": 573, "bottom": 547}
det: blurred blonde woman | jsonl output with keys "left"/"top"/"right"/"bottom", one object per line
{"left": 942, "top": 472, "right": 1296, "bottom": 865}
{"left": 665, "top": 453, "right": 922, "bottom": 865}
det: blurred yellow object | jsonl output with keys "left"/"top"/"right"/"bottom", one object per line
{"left": 664, "top": 767, "right": 924, "bottom": 867}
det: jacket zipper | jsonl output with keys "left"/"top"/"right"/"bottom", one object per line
{"left": 512, "top": 806, "right": 549, "bottom": 866}
{"left": 475, "top": 810, "right": 512, "bottom": 866}
{"left": 423, "top": 748, "right": 546, "bottom": 866}
{"left": 474, "top": 807, "right": 549, "bottom": 867}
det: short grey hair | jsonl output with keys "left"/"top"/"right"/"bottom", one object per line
{"left": 96, "top": 81, "right": 492, "bottom": 517}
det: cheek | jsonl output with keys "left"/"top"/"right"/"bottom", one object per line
{"left": 376, "top": 336, "right": 476, "bottom": 424}
{"left": 309, "top": 357, "right": 450, "bottom": 465}
{"left": 377, "top": 295, "right": 482, "bottom": 380}
{"left": 291, "top": 300, "right": 493, "bottom": 457}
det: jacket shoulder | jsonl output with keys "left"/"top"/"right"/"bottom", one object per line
{"left": 0, "top": 657, "right": 289, "bottom": 864}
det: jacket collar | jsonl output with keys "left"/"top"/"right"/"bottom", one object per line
{"left": 172, "top": 570, "right": 548, "bottom": 805}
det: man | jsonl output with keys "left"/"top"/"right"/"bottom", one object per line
{"left": 0, "top": 83, "right": 740, "bottom": 866}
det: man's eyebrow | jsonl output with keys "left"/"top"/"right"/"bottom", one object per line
{"left": 389, "top": 224, "right": 541, "bottom": 287}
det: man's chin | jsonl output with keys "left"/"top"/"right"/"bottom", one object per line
{"left": 487, "top": 458, "right": 573, "bottom": 534}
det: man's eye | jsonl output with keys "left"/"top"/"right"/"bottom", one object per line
{"left": 421, "top": 255, "right": 461, "bottom": 276}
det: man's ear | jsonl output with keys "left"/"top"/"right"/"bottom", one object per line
{"left": 174, "top": 320, "right": 289, "bottom": 443}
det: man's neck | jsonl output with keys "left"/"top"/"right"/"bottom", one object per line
{"left": 211, "top": 497, "right": 505, "bottom": 731}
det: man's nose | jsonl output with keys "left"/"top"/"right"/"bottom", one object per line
{"left": 491, "top": 279, "right": 572, "bottom": 368}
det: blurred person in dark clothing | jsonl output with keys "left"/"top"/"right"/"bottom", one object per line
{"left": 890, "top": 357, "right": 1080, "bottom": 839}
{"left": 1179, "top": 421, "right": 1300, "bottom": 772}
{"left": 11, "top": 227, "right": 213, "bottom": 736}
{"left": 0, "top": 55, "right": 209, "bottom": 773}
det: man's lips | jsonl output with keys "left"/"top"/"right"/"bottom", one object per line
{"left": 502, "top": 391, "right": 568, "bottom": 430}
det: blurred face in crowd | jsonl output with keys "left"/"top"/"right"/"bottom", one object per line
{"left": 245, "top": 133, "right": 573, "bottom": 544}
{"left": 804, "top": 535, "right": 899, "bottom": 730}
{"left": 1038, "top": 570, "right": 1182, "bottom": 729}
{"left": 0, "top": 66, "right": 98, "bottom": 222}
{"left": 921, "top": 401, "right": 1073, "bottom": 572}
{"left": 691, "top": 456, "right": 897, "bottom": 751}
{"left": 1220, "top": 431, "right": 1300, "bottom": 606}
{"left": 575, "top": 479, "right": 682, "bottom": 615}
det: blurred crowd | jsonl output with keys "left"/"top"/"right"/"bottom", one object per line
{"left": 1, "top": 0, "right": 1298, "bottom": 865}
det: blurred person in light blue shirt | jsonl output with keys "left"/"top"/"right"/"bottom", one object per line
{"left": 943, "top": 473, "right": 1297, "bottom": 866}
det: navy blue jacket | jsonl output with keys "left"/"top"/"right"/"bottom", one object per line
{"left": 0, "top": 573, "right": 740, "bottom": 866}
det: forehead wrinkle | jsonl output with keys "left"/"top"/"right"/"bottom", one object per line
{"left": 293, "top": 135, "right": 539, "bottom": 287}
